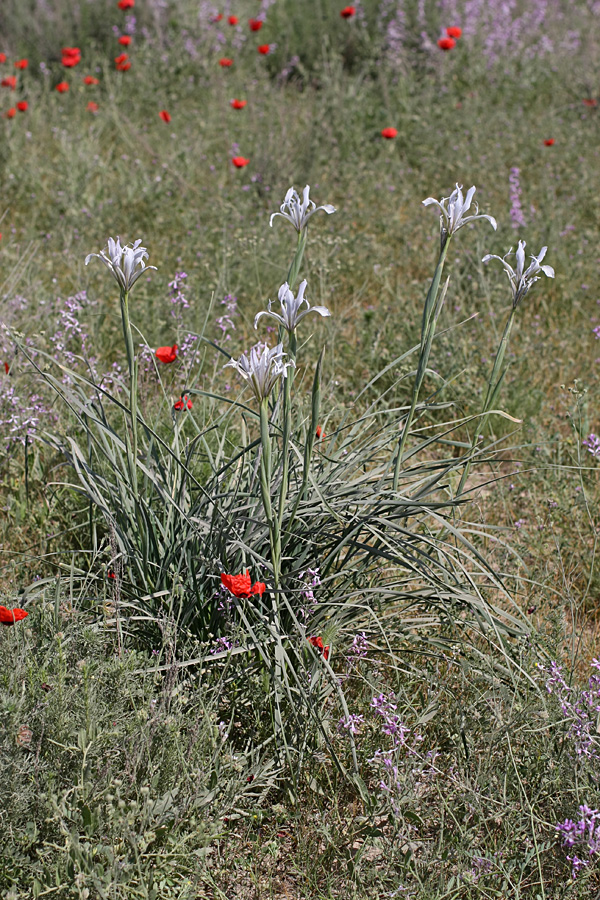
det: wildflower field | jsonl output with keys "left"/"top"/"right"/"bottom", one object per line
{"left": 1, "top": 0, "right": 600, "bottom": 897}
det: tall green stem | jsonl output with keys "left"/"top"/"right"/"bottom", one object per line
{"left": 286, "top": 229, "right": 307, "bottom": 289}
{"left": 456, "top": 305, "right": 518, "bottom": 497}
{"left": 119, "top": 289, "right": 139, "bottom": 498}
{"left": 259, "top": 399, "right": 281, "bottom": 587}
{"left": 392, "top": 240, "right": 450, "bottom": 491}
{"left": 278, "top": 331, "right": 297, "bottom": 532}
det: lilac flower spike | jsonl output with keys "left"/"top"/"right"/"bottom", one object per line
{"left": 269, "top": 185, "right": 336, "bottom": 232}
{"left": 85, "top": 237, "right": 157, "bottom": 293}
{"left": 225, "top": 342, "right": 294, "bottom": 403}
{"left": 482, "top": 240, "right": 554, "bottom": 307}
{"left": 254, "top": 280, "right": 331, "bottom": 333}
{"left": 423, "top": 184, "right": 497, "bottom": 247}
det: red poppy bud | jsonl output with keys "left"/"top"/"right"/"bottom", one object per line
{"left": 340, "top": 5, "right": 356, "bottom": 17}
{"left": 155, "top": 344, "right": 178, "bottom": 364}
{"left": 159, "top": 109, "right": 171, "bottom": 123}
{"left": 1, "top": 76, "right": 17, "bottom": 89}
{"left": 5, "top": 107, "right": 15, "bottom": 118}
{"left": 543, "top": 138, "right": 555, "bottom": 146}
{"left": 87, "top": 101, "right": 99, "bottom": 113}
{"left": 231, "top": 156, "right": 249, "bottom": 168}
{"left": 257, "top": 44, "right": 270, "bottom": 54}
{"left": 228, "top": 15, "right": 238, "bottom": 25}
{"left": 14, "top": 59, "right": 28, "bottom": 70}
{"left": 437, "top": 37, "right": 456, "bottom": 50}
{"left": 248, "top": 18, "right": 263, "bottom": 31}
{"left": 4, "top": 362, "right": 9, "bottom": 374}
{"left": 446, "top": 26, "right": 462, "bottom": 38}
{"left": 381, "top": 126, "right": 397, "bottom": 139}
{"left": 219, "top": 57, "right": 233, "bottom": 67}
{"left": 0, "top": 605, "right": 28, "bottom": 626}
{"left": 17, "top": 101, "right": 28, "bottom": 111}
{"left": 118, "top": 35, "right": 132, "bottom": 46}
{"left": 55, "top": 81, "right": 69, "bottom": 93}
{"left": 230, "top": 98, "right": 247, "bottom": 109}
{"left": 83, "top": 75, "right": 99, "bottom": 85}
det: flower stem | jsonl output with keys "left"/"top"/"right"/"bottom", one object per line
{"left": 286, "top": 228, "right": 308, "bottom": 290}
{"left": 456, "top": 305, "right": 518, "bottom": 496}
{"left": 259, "top": 399, "right": 281, "bottom": 587}
{"left": 392, "top": 240, "right": 450, "bottom": 491}
{"left": 120, "top": 289, "right": 139, "bottom": 498}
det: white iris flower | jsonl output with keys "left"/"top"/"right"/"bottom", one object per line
{"left": 254, "top": 280, "right": 331, "bottom": 333}
{"left": 225, "top": 342, "right": 295, "bottom": 403}
{"left": 482, "top": 240, "right": 554, "bottom": 306}
{"left": 423, "top": 184, "right": 497, "bottom": 246}
{"left": 270, "top": 185, "right": 336, "bottom": 232}
{"left": 85, "top": 237, "right": 157, "bottom": 292}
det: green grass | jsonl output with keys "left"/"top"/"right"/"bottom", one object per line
{"left": 1, "top": 0, "right": 600, "bottom": 895}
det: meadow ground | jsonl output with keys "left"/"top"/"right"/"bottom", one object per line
{"left": 1, "top": 1, "right": 600, "bottom": 897}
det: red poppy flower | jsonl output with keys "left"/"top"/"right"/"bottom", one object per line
{"left": 0, "top": 606, "right": 28, "bottom": 626}
{"left": 55, "top": 81, "right": 69, "bottom": 93}
{"left": 16, "top": 101, "right": 28, "bottom": 111}
{"left": 4, "top": 107, "right": 15, "bottom": 118}
{"left": 230, "top": 98, "right": 247, "bottom": 109}
{"left": 340, "top": 5, "right": 355, "bottom": 17}
{"left": 381, "top": 126, "right": 397, "bottom": 139}
{"left": 83, "top": 75, "right": 99, "bottom": 85}
{"left": 118, "top": 35, "right": 132, "bottom": 46}
{"left": 87, "top": 101, "right": 99, "bottom": 112}
{"left": 228, "top": 15, "right": 238, "bottom": 25}
{"left": 232, "top": 156, "right": 249, "bottom": 167}
{"left": 159, "top": 109, "right": 171, "bottom": 122}
{"left": 14, "top": 59, "right": 28, "bottom": 70}
{"left": 115, "top": 53, "right": 131, "bottom": 71}
{"left": 308, "top": 635, "right": 330, "bottom": 661}
{"left": 61, "top": 47, "right": 82, "bottom": 67}
{"left": 155, "top": 344, "right": 178, "bottom": 364}
{"left": 257, "top": 44, "right": 270, "bottom": 54}
{"left": 438, "top": 37, "right": 456, "bottom": 50}
{"left": 1, "top": 76, "right": 17, "bottom": 89}
{"left": 117, "top": 0, "right": 135, "bottom": 9}
{"left": 248, "top": 18, "right": 263, "bottom": 31}
{"left": 446, "top": 26, "right": 462, "bottom": 38}
{"left": 0, "top": 54, "right": 6, "bottom": 64}
{"left": 583, "top": 98, "right": 598, "bottom": 107}
{"left": 212, "top": 13, "right": 223, "bottom": 22}
{"left": 221, "top": 570, "right": 266, "bottom": 598}
{"left": 543, "top": 138, "right": 555, "bottom": 146}
{"left": 315, "top": 426, "right": 325, "bottom": 439}
{"left": 174, "top": 394, "right": 193, "bottom": 411}
{"left": 219, "top": 57, "right": 233, "bottom": 67}
{"left": 107, "top": 570, "right": 116, "bottom": 579}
